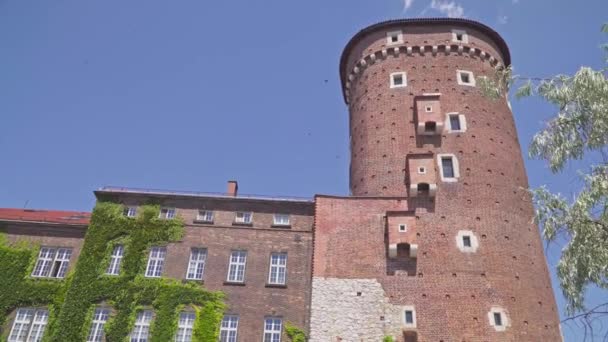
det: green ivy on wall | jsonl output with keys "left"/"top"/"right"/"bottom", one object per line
{"left": 285, "top": 322, "right": 307, "bottom": 342}
{"left": 0, "top": 203, "right": 225, "bottom": 342}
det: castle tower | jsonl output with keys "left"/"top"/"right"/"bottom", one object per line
{"left": 310, "top": 18, "right": 562, "bottom": 341}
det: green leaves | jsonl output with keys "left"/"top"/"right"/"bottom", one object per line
{"left": 0, "top": 203, "right": 224, "bottom": 342}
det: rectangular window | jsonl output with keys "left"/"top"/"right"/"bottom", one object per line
{"left": 227, "top": 251, "right": 247, "bottom": 283}
{"left": 449, "top": 114, "right": 461, "bottom": 131}
{"left": 234, "top": 212, "right": 252, "bottom": 224}
{"left": 130, "top": 310, "right": 153, "bottom": 342}
{"left": 87, "top": 308, "right": 110, "bottom": 342}
{"left": 196, "top": 210, "right": 213, "bottom": 222}
{"left": 457, "top": 70, "right": 476, "bottom": 86}
{"left": 494, "top": 312, "right": 503, "bottom": 326}
{"left": 9, "top": 308, "right": 49, "bottom": 342}
{"left": 174, "top": 312, "right": 195, "bottom": 342}
{"left": 390, "top": 72, "right": 407, "bottom": 88}
{"left": 441, "top": 157, "right": 455, "bottom": 178}
{"left": 186, "top": 248, "right": 207, "bottom": 280}
{"left": 405, "top": 310, "right": 414, "bottom": 324}
{"left": 273, "top": 214, "right": 290, "bottom": 226}
{"left": 219, "top": 315, "right": 239, "bottom": 342}
{"left": 398, "top": 224, "right": 407, "bottom": 232}
{"left": 31, "top": 247, "right": 72, "bottom": 279}
{"left": 124, "top": 206, "right": 137, "bottom": 218}
{"left": 268, "top": 253, "right": 287, "bottom": 285}
{"left": 145, "top": 247, "right": 166, "bottom": 278}
{"left": 462, "top": 236, "right": 472, "bottom": 247}
{"left": 106, "top": 245, "right": 124, "bottom": 275}
{"left": 263, "top": 317, "right": 282, "bottom": 342}
{"left": 159, "top": 207, "right": 176, "bottom": 219}
{"left": 452, "top": 29, "right": 468, "bottom": 43}
{"left": 386, "top": 30, "right": 403, "bottom": 45}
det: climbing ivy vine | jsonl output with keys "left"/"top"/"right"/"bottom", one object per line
{"left": 0, "top": 202, "right": 225, "bottom": 342}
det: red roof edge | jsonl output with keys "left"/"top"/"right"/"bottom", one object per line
{"left": 0, "top": 208, "right": 90, "bottom": 226}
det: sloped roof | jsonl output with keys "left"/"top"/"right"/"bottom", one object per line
{"left": 0, "top": 208, "right": 90, "bottom": 225}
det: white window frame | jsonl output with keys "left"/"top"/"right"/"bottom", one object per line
{"left": 437, "top": 154, "right": 460, "bottom": 182}
{"left": 456, "top": 230, "right": 479, "bottom": 253}
{"left": 130, "top": 310, "right": 153, "bottom": 342}
{"left": 106, "top": 244, "right": 124, "bottom": 275}
{"left": 268, "top": 252, "right": 287, "bottom": 285}
{"left": 398, "top": 224, "right": 408, "bottom": 233}
{"left": 457, "top": 70, "right": 476, "bottom": 87}
{"left": 452, "top": 29, "right": 468, "bottom": 43}
{"left": 446, "top": 112, "right": 467, "bottom": 133}
{"left": 175, "top": 311, "right": 195, "bottom": 342}
{"left": 488, "top": 307, "right": 509, "bottom": 331}
{"left": 124, "top": 206, "right": 137, "bottom": 218}
{"left": 402, "top": 305, "right": 417, "bottom": 329}
{"left": 196, "top": 210, "right": 214, "bottom": 222}
{"left": 417, "top": 166, "right": 427, "bottom": 174}
{"left": 87, "top": 308, "right": 110, "bottom": 342}
{"left": 227, "top": 251, "right": 247, "bottom": 283}
{"left": 386, "top": 30, "right": 403, "bottom": 45}
{"left": 159, "top": 207, "right": 176, "bottom": 219}
{"left": 425, "top": 105, "right": 433, "bottom": 113}
{"left": 234, "top": 212, "right": 252, "bottom": 224}
{"left": 31, "top": 247, "right": 72, "bottom": 279}
{"left": 186, "top": 248, "right": 207, "bottom": 280}
{"left": 263, "top": 317, "right": 282, "bottom": 342}
{"left": 390, "top": 72, "right": 407, "bottom": 89}
{"left": 145, "top": 246, "right": 166, "bottom": 278}
{"left": 8, "top": 308, "right": 49, "bottom": 342}
{"left": 219, "top": 315, "right": 239, "bottom": 342}
{"left": 273, "top": 214, "right": 290, "bottom": 226}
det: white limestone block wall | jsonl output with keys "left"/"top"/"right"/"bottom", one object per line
{"left": 309, "top": 277, "right": 406, "bottom": 341}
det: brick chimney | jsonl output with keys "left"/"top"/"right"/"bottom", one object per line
{"left": 227, "top": 180, "right": 238, "bottom": 197}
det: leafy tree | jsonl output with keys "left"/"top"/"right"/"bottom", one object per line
{"left": 479, "top": 23, "right": 608, "bottom": 333}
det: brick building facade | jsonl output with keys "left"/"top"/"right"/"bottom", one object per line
{"left": 1, "top": 18, "right": 561, "bottom": 342}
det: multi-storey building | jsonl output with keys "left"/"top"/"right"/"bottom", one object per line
{"left": 1, "top": 18, "right": 561, "bottom": 341}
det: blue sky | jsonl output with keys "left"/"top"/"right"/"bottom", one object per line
{"left": 0, "top": 0, "right": 606, "bottom": 340}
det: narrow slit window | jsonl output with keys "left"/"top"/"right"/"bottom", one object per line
{"left": 463, "top": 236, "right": 472, "bottom": 247}
{"left": 441, "top": 157, "right": 455, "bottom": 178}
{"left": 405, "top": 310, "right": 414, "bottom": 324}
{"left": 449, "top": 115, "right": 461, "bottom": 131}
{"left": 494, "top": 312, "right": 503, "bottom": 326}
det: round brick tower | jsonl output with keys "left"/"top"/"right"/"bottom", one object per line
{"left": 314, "top": 18, "right": 562, "bottom": 341}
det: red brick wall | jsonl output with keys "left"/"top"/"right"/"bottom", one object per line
{"left": 317, "top": 20, "right": 563, "bottom": 341}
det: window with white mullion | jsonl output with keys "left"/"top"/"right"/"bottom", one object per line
{"left": 273, "top": 214, "right": 290, "bottom": 226}
{"left": 174, "top": 312, "right": 195, "bottom": 342}
{"left": 87, "top": 308, "right": 110, "bottom": 342}
{"left": 196, "top": 210, "right": 213, "bottom": 222}
{"left": 227, "top": 251, "right": 247, "bottom": 283}
{"left": 263, "top": 317, "right": 282, "bottom": 342}
{"left": 159, "top": 207, "right": 176, "bottom": 219}
{"left": 31, "top": 248, "right": 55, "bottom": 277}
{"left": 234, "top": 212, "right": 252, "bottom": 224}
{"left": 219, "top": 315, "right": 238, "bottom": 342}
{"left": 186, "top": 248, "right": 206, "bottom": 280}
{"left": 106, "top": 245, "right": 124, "bottom": 275}
{"left": 8, "top": 308, "right": 34, "bottom": 342}
{"left": 145, "top": 247, "right": 166, "bottom": 278}
{"left": 130, "top": 310, "right": 152, "bottom": 342}
{"left": 31, "top": 247, "right": 72, "bottom": 279}
{"left": 268, "top": 253, "right": 287, "bottom": 285}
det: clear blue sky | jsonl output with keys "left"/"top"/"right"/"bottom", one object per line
{"left": 1, "top": 0, "right": 606, "bottom": 340}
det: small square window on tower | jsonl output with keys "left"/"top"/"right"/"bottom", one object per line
{"left": 462, "top": 235, "right": 471, "bottom": 247}
{"left": 425, "top": 105, "right": 433, "bottom": 113}
{"left": 386, "top": 30, "right": 403, "bottom": 45}
{"left": 456, "top": 230, "right": 479, "bottom": 253}
{"left": 417, "top": 166, "right": 426, "bottom": 174}
{"left": 457, "top": 70, "right": 476, "bottom": 86}
{"left": 446, "top": 113, "right": 467, "bottom": 133}
{"left": 452, "top": 29, "right": 468, "bottom": 43}
{"left": 390, "top": 72, "right": 407, "bottom": 88}
{"left": 398, "top": 224, "right": 407, "bottom": 233}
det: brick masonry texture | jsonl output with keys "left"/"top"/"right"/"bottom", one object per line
{"left": 1, "top": 18, "right": 563, "bottom": 342}
{"left": 310, "top": 19, "right": 562, "bottom": 341}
